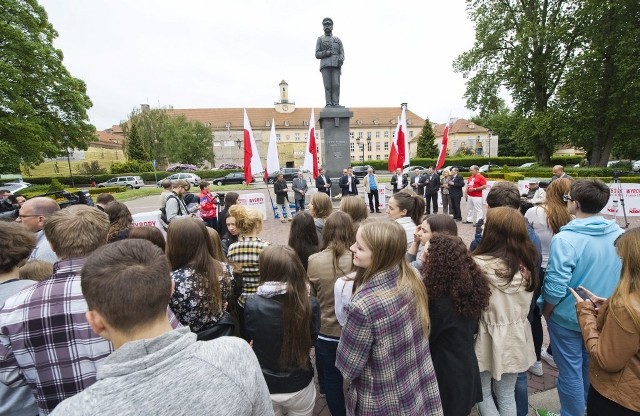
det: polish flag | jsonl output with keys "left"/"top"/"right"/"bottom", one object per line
{"left": 397, "top": 106, "right": 410, "bottom": 169}
{"left": 435, "top": 123, "right": 449, "bottom": 170}
{"left": 265, "top": 118, "right": 280, "bottom": 182}
{"left": 387, "top": 117, "right": 400, "bottom": 172}
{"left": 243, "top": 109, "right": 263, "bottom": 184}
{"left": 302, "top": 109, "right": 319, "bottom": 178}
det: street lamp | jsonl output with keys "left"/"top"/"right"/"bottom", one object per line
{"left": 64, "top": 136, "right": 75, "bottom": 188}
{"left": 355, "top": 137, "right": 364, "bottom": 162}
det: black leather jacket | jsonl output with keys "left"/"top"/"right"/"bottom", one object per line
{"left": 244, "top": 293, "right": 321, "bottom": 394}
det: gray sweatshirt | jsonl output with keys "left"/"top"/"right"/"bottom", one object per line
{"left": 51, "top": 328, "right": 274, "bottom": 415}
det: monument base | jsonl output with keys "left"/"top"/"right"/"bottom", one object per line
{"left": 319, "top": 107, "right": 353, "bottom": 198}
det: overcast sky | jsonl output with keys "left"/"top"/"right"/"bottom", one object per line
{"left": 39, "top": 0, "right": 477, "bottom": 130}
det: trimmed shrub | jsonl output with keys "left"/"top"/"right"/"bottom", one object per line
{"left": 48, "top": 179, "right": 64, "bottom": 192}
{"left": 88, "top": 186, "right": 126, "bottom": 195}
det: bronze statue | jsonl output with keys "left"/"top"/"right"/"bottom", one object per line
{"left": 315, "top": 17, "right": 344, "bottom": 107}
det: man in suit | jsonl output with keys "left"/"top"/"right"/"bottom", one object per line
{"left": 409, "top": 168, "right": 426, "bottom": 197}
{"left": 292, "top": 171, "right": 308, "bottom": 212}
{"left": 316, "top": 168, "right": 332, "bottom": 195}
{"left": 447, "top": 167, "right": 466, "bottom": 221}
{"left": 339, "top": 167, "right": 359, "bottom": 196}
{"left": 390, "top": 168, "right": 407, "bottom": 194}
{"left": 424, "top": 167, "right": 441, "bottom": 215}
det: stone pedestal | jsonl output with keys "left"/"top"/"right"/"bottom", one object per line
{"left": 319, "top": 107, "right": 353, "bottom": 198}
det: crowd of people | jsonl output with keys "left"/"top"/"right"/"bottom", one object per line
{"left": 0, "top": 168, "right": 639, "bottom": 416}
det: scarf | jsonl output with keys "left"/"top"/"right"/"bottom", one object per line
{"left": 256, "top": 281, "right": 312, "bottom": 298}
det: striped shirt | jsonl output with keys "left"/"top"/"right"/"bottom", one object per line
{"left": 336, "top": 266, "right": 443, "bottom": 415}
{"left": 227, "top": 237, "right": 270, "bottom": 306}
{"left": 0, "top": 257, "right": 181, "bottom": 415}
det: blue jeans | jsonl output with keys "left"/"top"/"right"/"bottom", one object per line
{"left": 548, "top": 320, "right": 590, "bottom": 416}
{"left": 515, "top": 372, "right": 528, "bottom": 416}
{"left": 315, "top": 338, "right": 345, "bottom": 416}
{"left": 295, "top": 198, "right": 305, "bottom": 212}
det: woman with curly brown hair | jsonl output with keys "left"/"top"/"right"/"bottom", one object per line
{"left": 422, "top": 233, "right": 490, "bottom": 416}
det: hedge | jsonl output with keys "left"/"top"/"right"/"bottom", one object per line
{"left": 21, "top": 169, "right": 243, "bottom": 186}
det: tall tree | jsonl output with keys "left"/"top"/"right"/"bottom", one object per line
{"left": 555, "top": 0, "right": 640, "bottom": 166}
{"left": 471, "top": 104, "right": 529, "bottom": 157}
{"left": 454, "top": 0, "right": 583, "bottom": 165}
{"left": 0, "top": 0, "right": 95, "bottom": 172}
{"left": 164, "top": 116, "right": 213, "bottom": 166}
{"left": 415, "top": 118, "right": 439, "bottom": 158}
{"left": 125, "top": 123, "right": 148, "bottom": 162}
{"left": 120, "top": 106, "right": 170, "bottom": 163}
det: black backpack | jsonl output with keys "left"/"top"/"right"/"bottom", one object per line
{"left": 160, "top": 195, "right": 183, "bottom": 224}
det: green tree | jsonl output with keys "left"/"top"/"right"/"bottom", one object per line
{"left": 454, "top": 0, "right": 583, "bottom": 165}
{"left": 555, "top": 0, "right": 640, "bottom": 166}
{"left": 120, "top": 106, "right": 170, "bottom": 164}
{"left": 471, "top": 104, "right": 529, "bottom": 157}
{"left": 0, "top": 0, "right": 95, "bottom": 172}
{"left": 125, "top": 123, "right": 148, "bottom": 162}
{"left": 416, "top": 118, "right": 438, "bottom": 158}
{"left": 164, "top": 116, "right": 213, "bottom": 166}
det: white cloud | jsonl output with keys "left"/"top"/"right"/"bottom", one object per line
{"left": 40, "top": 0, "right": 477, "bottom": 129}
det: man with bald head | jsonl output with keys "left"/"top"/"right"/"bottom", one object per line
{"left": 15, "top": 197, "right": 60, "bottom": 262}
{"left": 551, "top": 165, "right": 572, "bottom": 182}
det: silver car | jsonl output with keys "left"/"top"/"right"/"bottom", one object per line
{"left": 97, "top": 176, "right": 144, "bottom": 189}
{"left": 157, "top": 173, "right": 201, "bottom": 187}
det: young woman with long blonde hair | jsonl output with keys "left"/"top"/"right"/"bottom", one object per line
{"left": 336, "top": 220, "right": 443, "bottom": 415}
{"left": 570, "top": 227, "right": 640, "bottom": 415}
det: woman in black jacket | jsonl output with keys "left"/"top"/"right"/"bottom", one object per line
{"left": 421, "top": 233, "right": 491, "bottom": 416}
{"left": 244, "top": 245, "right": 320, "bottom": 416}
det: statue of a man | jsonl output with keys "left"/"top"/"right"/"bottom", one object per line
{"left": 315, "top": 17, "right": 344, "bottom": 107}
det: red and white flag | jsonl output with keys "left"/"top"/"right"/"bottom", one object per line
{"left": 397, "top": 106, "right": 410, "bottom": 169}
{"left": 435, "top": 123, "right": 449, "bottom": 170}
{"left": 302, "top": 109, "right": 319, "bottom": 178}
{"left": 388, "top": 117, "right": 400, "bottom": 172}
{"left": 265, "top": 118, "right": 280, "bottom": 182}
{"left": 243, "top": 109, "right": 263, "bottom": 184}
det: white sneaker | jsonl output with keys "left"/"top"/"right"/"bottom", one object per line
{"left": 528, "top": 361, "right": 543, "bottom": 376}
{"left": 541, "top": 350, "right": 557, "bottom": 369}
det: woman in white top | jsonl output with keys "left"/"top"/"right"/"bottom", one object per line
{"left": 386, "top": 189, "right": 425, "bottom": 247}
{"left": 472, "top": 207, "right": 538, "bottom": 415}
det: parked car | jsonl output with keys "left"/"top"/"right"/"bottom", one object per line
{"left": 97, "top": 176, "right": 144, "bottom": 189}
{"left": 632, "top": 160, "right": 640, "bottom": 172}
{"left": 479, "top": 164, "right": 502, "bottom": 173}
{"left": 437, "top": 165, "right": 470, "bottom": 175}
{"left": 518, "top": 162, "right": 538, "bottom": 169}
{"left": 212, "top": 172, "right": 255, "bottom": 186}
{"left": 0, "top": 181, "right": 31, "bottom": 194}
{"left": 266, "top": 167, "right": 299, "bottom": 184}
{"left": 403, "top": 166, "right": 429, "bottom": 175}
{"left": 352, "top": 165, "right": 373, "bottom": 178}
{"left": 156, "top": 173, "right": 201, "bottom": 187}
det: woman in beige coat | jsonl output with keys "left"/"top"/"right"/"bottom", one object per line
{"left": 472, "top": 207, "right": 538, "bottom": 415}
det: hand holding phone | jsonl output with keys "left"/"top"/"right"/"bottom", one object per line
{"left": 574, "top": 287, "right": 589, "bottom": 301}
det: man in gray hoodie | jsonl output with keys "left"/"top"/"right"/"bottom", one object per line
{"left": 51, "top": 239, "right": 273, "bottom": 416}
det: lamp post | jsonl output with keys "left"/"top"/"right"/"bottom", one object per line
{"left": 235, "top": 138, "right": 242, "bottom": 167}
{"left": 487, "top": 129, "right": 492, "bottom": 172}
{"left": 355, "top": 137, "right": 364, "bottom": 163}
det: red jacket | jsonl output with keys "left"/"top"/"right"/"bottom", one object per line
{"left": 198, "top": 190, "right": 217, "bottom": 219}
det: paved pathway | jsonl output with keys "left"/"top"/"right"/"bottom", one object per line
{"left": 125, "top": 185, "right": 638, "bottom": 416}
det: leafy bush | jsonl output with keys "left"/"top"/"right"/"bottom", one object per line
{"left": 76, "top": 161, "right": 106, "bottom": 175}
{"left": 48, "top": 179, "right": 64, "bottom": 192}
{"left": 110, "top": 161, "right": 154, "bottom": 174}
{"left": 504, "top": 173, "right": 525, "bottom": 181}
{"left": 88, "top": 186, "right": 126, "bottom": 195}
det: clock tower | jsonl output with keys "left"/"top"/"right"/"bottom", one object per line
{"left": 275, "top": 80, "right": 295, "bottom": 113}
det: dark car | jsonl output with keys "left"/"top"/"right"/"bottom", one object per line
{"left": 352, "top": 165, "right": 372, "bottom": 178}
{"left": 212, "top": 172, "right": 255, "bottom": 186}
{"left": 33, "top": 190, "right": 95, "bottom": 210}
{"left": 266, "top": 167, "right": 299, "bottom": 184}
{"left": 437, "top": 165, "right": 470, "bottom": 175}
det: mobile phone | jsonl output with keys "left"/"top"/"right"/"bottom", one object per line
{"left": 574, "top": 287, "right": 589, "bottom": 301}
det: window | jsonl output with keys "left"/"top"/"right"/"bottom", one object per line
{"left": 359, "top": 156, "right": 364, "bottom": 161}
{"left": 367, "top": 155, "right": 372, "bottom": 160}
{"left": 350, "top": 143, "right": 355, "bottom": 152}
{"left": 410, "top": 131, "right": 414, "bottom": 138}
{"left": 376, "top": 155, "right": 381, "bottom": 160}
{"left": 367, "top": 132, "right": 372, "bottom": 139}
{"left": 265, "top": 121, "right": 270, "bottom": 127}
{"left": 295, "top": 133, "right": 300, "bottom": 141}
{"left": 350, "top": 132, "right": 354, "bottom": 139}
{"left": 303, "top": 120, "right": 308, "bottom": 126}
{"left": 304, "top": 132, "right": 308, "bottom": 140}
{"left": 384, "top": 131, "right": 389, "bottom": 138}
{"left": 384, "top": 142, "right": 389, "bottom": 151}
{"left": 375, "top": 142, "right": 381, "bottom": 151}
{"left": 367, "top": 143, "right": 372, "bottom": 152}
{"left": 284, "top": 120, "right": 289, "bottom": 127}
{"left": 376, "top": 131, "right": 381, "bottom": 138}
{"left": 276, "top": 134, "right": 281, "bottom": 141}
{"left": 350, "top": 155, "right": 355, "bottom": 161}
{"left": 358, "top": 131, "right": 363, "bottom": 139}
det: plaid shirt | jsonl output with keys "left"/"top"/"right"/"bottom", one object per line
{"left": 0, "top": 258, "right": 181, "bottom": 415}
{"left": 336, "top": 266, "right": 443, "bottom": 415}
{"left": 227, "top": 236, "right": 270, "bottom": 306}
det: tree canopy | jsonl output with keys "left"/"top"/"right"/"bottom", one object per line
{"left": 122, "top": 106, "right": 214, "bottom": 167}
{"left": 0, "top": 0, "right": 95, "bottom": 172}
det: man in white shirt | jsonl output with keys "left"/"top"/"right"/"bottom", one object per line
{"left": 15, "top": 197, "right": 60, "bottom": 262}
